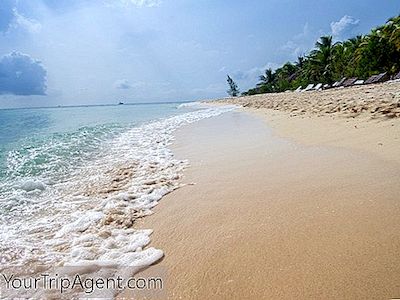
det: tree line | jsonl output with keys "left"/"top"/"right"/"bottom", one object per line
{"left": 227, "top": 15, "right": 400, "bottom": 96}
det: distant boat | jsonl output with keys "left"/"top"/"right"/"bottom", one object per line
{"left": 118, "top": 101, "right": 124, "bottom": 105}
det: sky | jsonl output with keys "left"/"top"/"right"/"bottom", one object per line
{"left": 0, "top": 0, "right": 399, "bottom": 108}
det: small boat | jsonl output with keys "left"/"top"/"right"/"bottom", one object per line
{"left": 118, "top": 101, "right": 124, "bottom": 105}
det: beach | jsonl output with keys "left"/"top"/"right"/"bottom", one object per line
{"left": 1, "top": 1, "right": 400, "bottom": 299}
{"left": 124, "top": 83, "right": 400, "bottom": 299}
{"left": 1, "top": 83, "right": 399, "bottom": 299}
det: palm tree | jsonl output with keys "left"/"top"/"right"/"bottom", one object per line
{"left": 331, "top": 42, "right": 345, "bottom": 79}
{"left": 295, "top": 56, "right": 305, "bottom": 69}
{"left": 226, "top": 75, "right": 240, "bottom": 97}
{"left": 353, "top": 26, "right": 400, "bottom": 77}
{"left": 256, "top": 68, "right": 276, "bottom": 93}
{"left": 258, "top": 68, "right": 275, "bottom": 85}
{"left": 308, "top": 36, "right": 338, "bottom": 83}
{"left": 382, "top": 16, "right": 400, "bottom": 51}
{"left": 339, "top": 35, "right": 363, "bottom": 77}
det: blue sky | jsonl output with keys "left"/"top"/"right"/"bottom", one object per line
{"left": 0, "top": 0, "right": 399, "bottom": 108}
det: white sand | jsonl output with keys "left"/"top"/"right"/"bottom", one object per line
{"left": 122, "top": 110, "right": 400, "bottom": 299}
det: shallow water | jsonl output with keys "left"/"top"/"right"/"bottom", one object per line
{"left": 0, "top": 102, "right": 235, "bottom": 275}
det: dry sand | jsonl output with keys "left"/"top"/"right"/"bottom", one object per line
{"left": 247, "top": 108, "right": 400, "bottom": 166}
{"left": 215, "top": 81, "right": 400, "bottom": 165}
{"left": 218, "top": 81, "right": 400, "bottom": 120}
{"left": 122, "top": 105, "right": 400, "bottom": 299}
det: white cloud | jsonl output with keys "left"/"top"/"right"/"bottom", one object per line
{"left": 14, "top": 10, "right": 42, "bottom": 33}
{"left": 114, "top": 79, "right": 132, "bottom": 89}
{"left": 281, "top": 22, "right": 320, "bottom": 58}
{"left": 218, "top": 66, "right": 226, "bottom": 73}
{"left": 0, "top": 1, "right": 41, "bottom": 34}
{"left": 330, "top": 15, "right": 360, "bottom": 38}
{"left": 118, "top": 0, "right": 162, "bottom": 7}
{"left": 282, "top": 40, "right": 304, "bottom": 58}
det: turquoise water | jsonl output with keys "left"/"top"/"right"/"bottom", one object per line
{"left": 0, "top": 103, "right": 189, "bottom": 184}
{"left": 0, "top": 102, "right": 203, "bottom": 224}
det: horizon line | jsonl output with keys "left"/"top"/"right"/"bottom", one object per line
{"left": 0, "top": 99, "right": 197, "bottom": 111}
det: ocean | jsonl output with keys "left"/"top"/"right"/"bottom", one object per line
{"left": 0, "top": 102, "right": 234, "bottom": 272}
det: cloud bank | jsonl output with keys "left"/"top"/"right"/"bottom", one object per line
{"left": 0, "top": 52, "right": 47, "bottom": 96}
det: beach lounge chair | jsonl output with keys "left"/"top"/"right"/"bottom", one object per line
{"left": 372, "top": 72, "right": 388, "bottom": 83}
{"left": 322, "top": 84, "right": 331, "bottom": 89}
{"left": 342, "top": 78, "right": 358, "bottom": 87}
{"left": 365, "top": 72, "right": 388, "bottom": 85}
{"left": 301, "top": 84, "right": 315, "bottom": 92}
{"left": 294, "top": 86, "right": 302, "bottom": 92}
{"left": 313, "top": 83, "right": 323, "bottom": 91}
{"left": 338, "top": 77, "right": 347, "bottom": 86}
{"left": 394, "top": 71, "right": 400, "bottom": 80}
{"left": 332, "top": 77, "right": 346, "bottom": 88}
{"left": 364, "top": 75, "right": 378, "bottom": 84}
{"left": 354, "top": 79, "right": 364, "bottom": 85}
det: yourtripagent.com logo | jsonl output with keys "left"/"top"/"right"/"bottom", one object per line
{"left": 0, "top": 267, "right": 165, "bottom": 299}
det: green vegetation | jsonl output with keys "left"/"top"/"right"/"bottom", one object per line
{"left": 227, "top": 75, "right": 240, "bottom": 97}
{"left": 241, "top": 15, "right": 400, "bottom": 96}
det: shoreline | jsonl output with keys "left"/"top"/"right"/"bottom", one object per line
{"left": 123, "top": 108, "right": 400, "bottom": 299}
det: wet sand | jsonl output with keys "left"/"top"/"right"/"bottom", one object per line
{"left": 126, "top": 110, "right": 400, "bottom": 299}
